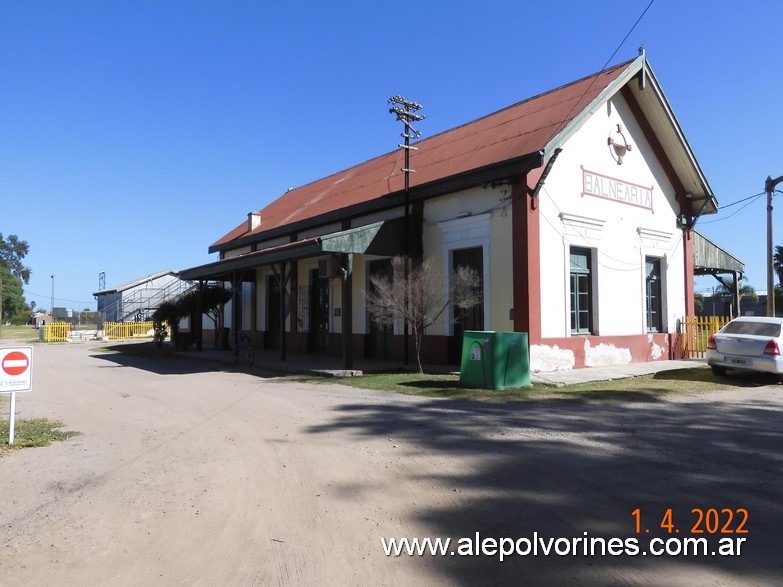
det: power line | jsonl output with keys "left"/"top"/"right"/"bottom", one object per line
{"left": 691, "top": 190, "right": 782, "bottom": 224}
{"left": 600, "top": 0, "right": 656, "bottom": 72}
{"left": 699, "top": 193, "right": 764, "bottom": 224}
{"left": 554, "top": 0, "right": 656, "bottom": 139}
{"left": 717, "top": 190, "right": 765, "bottom": 209}
{"left": 23, "top": 290, "right": 96, "bottom": 306}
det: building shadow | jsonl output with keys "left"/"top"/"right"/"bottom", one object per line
{"left": 89, "top": 343, "right": 282, "bottom": 378}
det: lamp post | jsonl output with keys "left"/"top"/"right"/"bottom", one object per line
{"left": 389, "top": 96, "right": 425, "bottom": 366}
{"left": 50, "top": 274, "right": 55, "bottom": 318}
{"left": 766, "top": 175, "right": 783, "bottom": 317}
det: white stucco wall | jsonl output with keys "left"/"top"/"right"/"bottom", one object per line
{"left": 422, "top": 184, "right": 515, "bottom": 336}
{"left": 537, "top": 93, "right": 686, "bottom": 338}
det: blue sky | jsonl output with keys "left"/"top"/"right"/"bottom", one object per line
{"left": 1, "top": 0, "right": 781, "bottom": 311}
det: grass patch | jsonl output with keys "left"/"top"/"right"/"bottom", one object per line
{"left": 99, "top": 342, "right": 779, "bottom": 401}
{"left": 0, "top": 325, "right": 39, "bottom": 343}
{"left": 0, "top": 417, "right": 80, "bottom": 455}
{"left": 285, "top": 366, "right": 775, "bottom": 402}
{"left": 307, "top": 372, "right": 526, "bottom": 400}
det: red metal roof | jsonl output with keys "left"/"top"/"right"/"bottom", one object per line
{"left": 212, "top": 60, "right": 633, "bottom": 249}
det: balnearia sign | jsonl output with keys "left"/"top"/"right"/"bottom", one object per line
{"left": 581, "top": 167, "right": 653, "bottom": 211}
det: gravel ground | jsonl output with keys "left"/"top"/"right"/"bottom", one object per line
{"left": 1, "top": 341, "right": 781, "bottom": 586}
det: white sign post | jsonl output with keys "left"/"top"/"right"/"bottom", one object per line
{"left": 1, "top": 346, "right": 33, "bottom": 445}
{"left": 9, "top": 391, "right": 16, "bottom": 444}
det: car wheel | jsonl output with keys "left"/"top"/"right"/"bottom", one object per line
{"left": 711, "top": 366, "right": 727, "bottom": 376}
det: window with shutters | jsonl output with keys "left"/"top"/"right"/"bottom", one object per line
{"left": 645, "top": 257, "right": 663, "bottom": 333}
{"left": 570, "top": 247, "right": 593, "bottom": 335}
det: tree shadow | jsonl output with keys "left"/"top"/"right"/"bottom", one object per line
{"left": 654, "top": 367, "right": 781, "bottom": 387}
{"left": 306, "top": 394, "right": 783, "bottom": 584}
{"left": 398, "top": 380, "right": 463, "bottom": 390}
{"left": 546, "top": 388, "right": 667, "bottom": 403}
{"left": 397, "top": 378, "right": 673, "bottom": 403}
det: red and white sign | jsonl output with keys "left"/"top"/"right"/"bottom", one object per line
{"left": 0, "top": 346, "right": 33, "bottom": 392}
{"left": 3, "top": 351, "right": 29, "bottom": 376}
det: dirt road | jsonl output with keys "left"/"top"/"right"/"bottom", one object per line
{"left": 1, "top": 342, "right": 781, "bottom": 585}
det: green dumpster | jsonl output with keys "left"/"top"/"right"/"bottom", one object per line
{"left": 459, "top": 331, "right": 530, "bottom": 389}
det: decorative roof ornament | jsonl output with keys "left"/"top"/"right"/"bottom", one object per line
{"left": 608, "top": 124, "right": 632, "bottom": 165}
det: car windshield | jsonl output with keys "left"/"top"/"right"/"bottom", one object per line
{"left": 721, "top": 321, "right": 782, "bottom": 337}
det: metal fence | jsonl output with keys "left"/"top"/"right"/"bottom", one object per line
{"left": 104, "top": 321, "right": 155, "bottom": 340}
{"left": 40, "top": 322, "right": 71, "bottom": 342}
{"left": 680, "top": 315, "right": 731, "bottom": 358}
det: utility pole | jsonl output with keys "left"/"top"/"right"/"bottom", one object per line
{"left": 98, "top": 272, "right": 106, "bottom": 332}
{"left": 50, "top": 274, "right": 55, "bottom": 319}
{"left": 389, "top": 96, "right": 425, "bottom": 367}
{"left": 766, "top": 175, "right": 783, "bottom": 317}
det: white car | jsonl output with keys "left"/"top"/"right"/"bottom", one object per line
{"left": 706, "top": 316, "right": 783, "bottom": 377}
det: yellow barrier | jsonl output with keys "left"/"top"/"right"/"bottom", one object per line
{"left": 104, "top": 321, "right": 155, "bottom": 340}
{"left": 42, "top": 322, "right": 71, "bottom": 342}
{"left": 681, "top": 316, "right": 731, "bottom": 358}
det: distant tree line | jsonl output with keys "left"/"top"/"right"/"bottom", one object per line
{"left": 0, "top": 233, "right": 33, "bottom": 325}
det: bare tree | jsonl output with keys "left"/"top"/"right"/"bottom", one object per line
{"left": 366, "top": 256, "right": 481, "bottom": 373}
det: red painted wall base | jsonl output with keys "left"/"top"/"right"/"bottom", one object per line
{"left": 531, "top": 333, "right": 677, "bottom": 370}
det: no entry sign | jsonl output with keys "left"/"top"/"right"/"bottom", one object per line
{"left": 0, "top": 346, "right": 33, "bottom": 392}
{"left": 3, "top": 351, "right": 29, "bottom": 375}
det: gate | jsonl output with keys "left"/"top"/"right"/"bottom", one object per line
{"left": 680, "top": 316, "right": 730, "bottom": 358}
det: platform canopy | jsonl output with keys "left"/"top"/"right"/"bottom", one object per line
{"left": 693, "top": 231, "right": 744, "bottom": 276}
{"left": 180, "top": 217, "right": 415, "bottom": 282}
